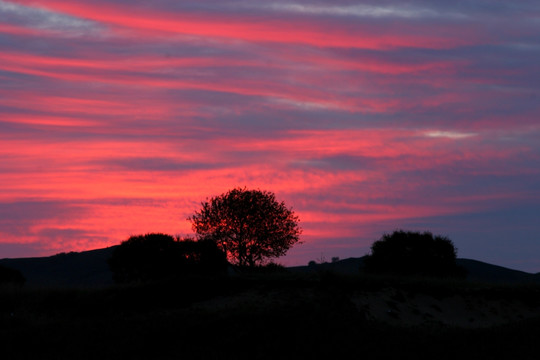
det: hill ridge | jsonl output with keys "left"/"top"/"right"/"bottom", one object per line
{"left": 289, "top": 256, "right": 540, "bottom": 284}
{"left": 2, "top": 247, "right": 539, "bottom": 287}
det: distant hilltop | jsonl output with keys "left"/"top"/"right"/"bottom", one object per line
{"left": 290, "top": 257, "right": 540, "bottom": 285}
{"left": 2, "top": 247, "right": 540, "bottom": 287}
{"left": 0, "top": 247, "right": 117, "bottom": 288}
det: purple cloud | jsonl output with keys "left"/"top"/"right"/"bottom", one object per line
{"left": 0, "top": 0, "right": 539, "bottom": 271}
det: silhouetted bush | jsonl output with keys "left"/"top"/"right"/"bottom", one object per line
{"left": 363, "top": 230, "right": 466, "bottom": 278}
{"left": 108, "top": 233, "right": 228, "bottom": 283}
{"left": 175, "top": 237, "right": 230, "bottom": 276}
{"left": 0, "top": 264, "right": 25, "bottom": 285}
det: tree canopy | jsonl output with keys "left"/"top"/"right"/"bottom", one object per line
{"left": 108, "top": 233, "right": 228, "bottom": 283}
{"left": 363, "top": 230, "right": 465, "bottom": 278}
{"left": 189, "top": 187, "right": 302, "bottom": 267}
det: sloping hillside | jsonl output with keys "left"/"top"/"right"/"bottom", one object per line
{"left": 456, "top": 258, "right": 540, "bottom": 284}
{"left": 0, "top": 247, "right": 116, "bottom": 287}
{"left": 290, "top": 256, "right": 540, "bottom": 284}
{"left": 2, "top": 249, "right": 540, "bottom": 287}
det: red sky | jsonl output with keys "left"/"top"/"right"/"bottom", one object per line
{"left": 1, "top": 0, "right": 539, "bottom": 271}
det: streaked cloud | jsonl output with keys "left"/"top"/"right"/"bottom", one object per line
{"left": 0, "top": 0, "right": 103, "bottom": 36}
{"left": 0, "top": 0, "right": 539, "bottom": 271}
{"left": 259, "top": 3, "right": 452, "bottom": 19}
{"left": 424, "top": 131, "right": 477, "bottom": 139}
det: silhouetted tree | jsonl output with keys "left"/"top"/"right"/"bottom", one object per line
{"left": 0, "top": 264, "right": 25, "bottom": 285}
{"left": 108, "top": 233, "right": 228, "bottom": 283}
{"left": 189, "top": 187, "right": 302, "bottom": 268}
{"left": 363, "top": 230, "right": 465, "bottom": 278}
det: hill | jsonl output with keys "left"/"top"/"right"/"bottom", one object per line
{"left": 2, "top": 248, "right": 540, "bottom": 287}
{"left": 289, "top": 256, "right": 540, "bottom": 285}
{"left": 3, "top": 249, "right": 540, "bottom": 359}
{"left": 456, "top": 258, "right": 540, "bottom": 284}
{"left": 0, "top": 246, "right": 116, "bottom": 287}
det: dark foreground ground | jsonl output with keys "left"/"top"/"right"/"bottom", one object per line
{"left": 2, "top": 273, "right": 540, "bottom": 359}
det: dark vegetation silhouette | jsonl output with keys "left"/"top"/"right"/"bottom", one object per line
{"left": 4, "top": 222, "right": 540, "bottom": 359}
{"left": 363, "top": 230, "right": 466, "bottom": 278}
{"left": 0, "top": 264, "right": 25, "bottom": 285}
{"left": 189, "top": 187, "right": 302, "bottom": 268}
{"left": 108, "top": 233, "right": 228, "bottom": 283}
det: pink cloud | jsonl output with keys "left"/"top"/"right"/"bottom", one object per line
{"left": 1, "top": 0, "right": 539, "bottom": 271}
{"left": 9, "top": 0, "right": 490, "bottom": 49}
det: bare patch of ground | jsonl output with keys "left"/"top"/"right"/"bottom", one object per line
{"left": 351, "top": 288, "right": 540, "bottom": 328}
{"left": 192, "top": 284, "right": 540, "bottom": 328}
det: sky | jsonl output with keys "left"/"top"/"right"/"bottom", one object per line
{"left": 1, "top": 0, "right": 539, "bottom": 272}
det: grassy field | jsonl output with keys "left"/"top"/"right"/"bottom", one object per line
{"left": 2, "top": 272, "right": 540, "bottom": 359}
